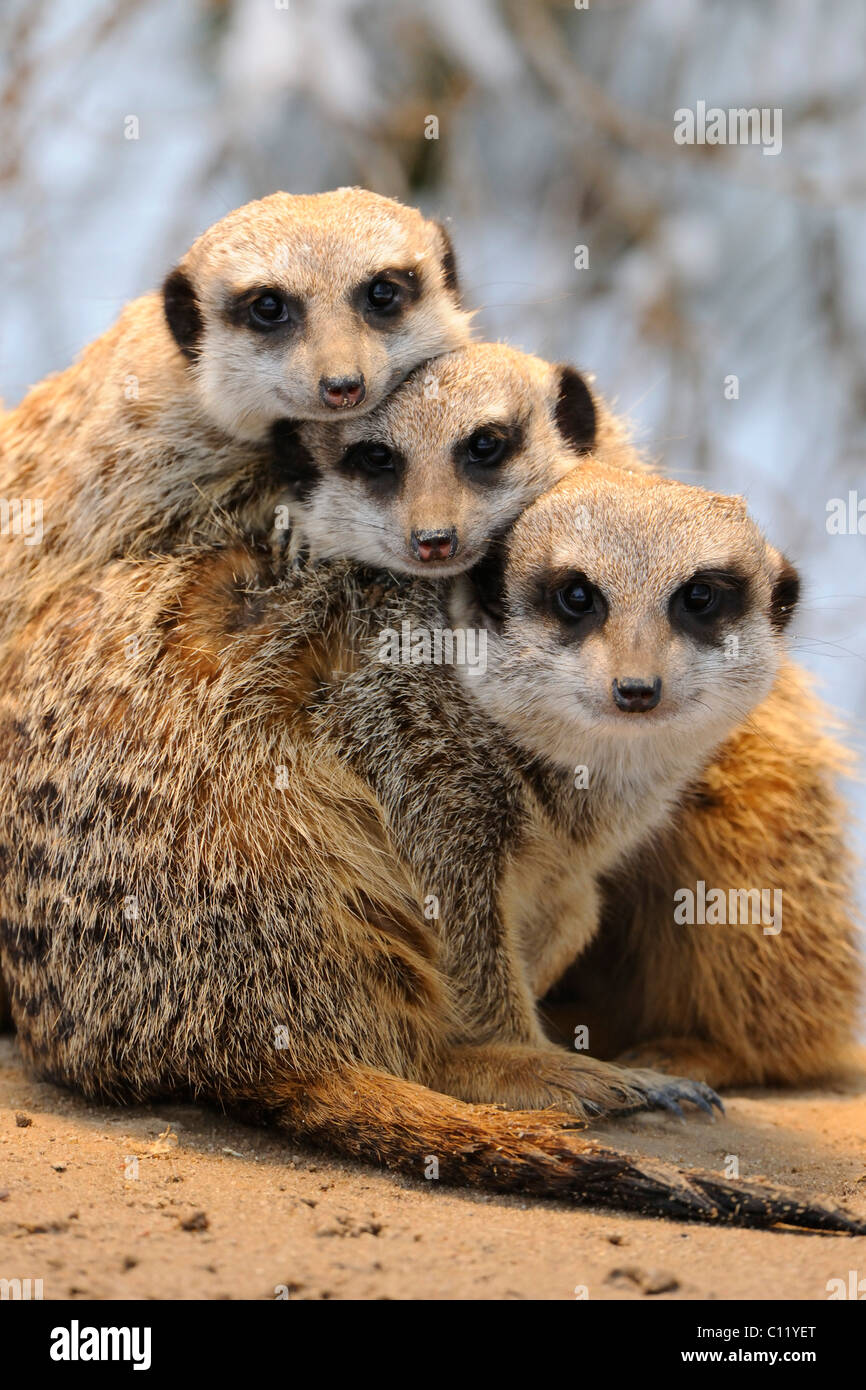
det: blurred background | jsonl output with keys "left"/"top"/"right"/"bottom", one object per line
{"left": 1, "top": 0, "right": 865, "bottom": 889}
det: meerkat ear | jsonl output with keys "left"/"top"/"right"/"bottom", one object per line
{"left": 271, "top": 420, "right": 321, "bottom": 502}
{"left": 163, "top": 266, "right": 203, "bottom": 360}
{"left": 553, "top": 366, "right": 596, "bottom": 455}
{"left": 768, "top": 548, "right": 800, "bottom": 630}
{"left": 433, "top": 221, "right": 461, "bottom": 299}
{"left": 468, "top": 536, "right": 509, "bottom": 630}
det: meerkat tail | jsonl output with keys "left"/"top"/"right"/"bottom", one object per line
{"left": 263, "top": 1066, "right": 866, "bottom": 1234}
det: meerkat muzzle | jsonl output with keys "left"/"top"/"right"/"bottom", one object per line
{"left": 319, "top": 374, "right": 366, "bottom": 409}
{"left": 411, "top": 527, "right": 458, "bottom": 562}
{"left": 612, "top": 676, "right": 662, "bottom": 712}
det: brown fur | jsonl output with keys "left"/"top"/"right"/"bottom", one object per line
{"left": 0, "top": 214, "right": 859, "bottom": 1220}
{"left": 456, "top": 465, "right": 860, "bottom": 1090}
{"left": 293, "top": 348, "right": 859, "bottom": 1095}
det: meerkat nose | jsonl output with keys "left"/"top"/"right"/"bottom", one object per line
{"left": 612, "top": 676, "right": 662, "bottom": 712}
{"left": 319, "top": 374, "right": 366, "bottom": 409}
{"left": 411, "top": 527, "right": 458, "bottom": 563}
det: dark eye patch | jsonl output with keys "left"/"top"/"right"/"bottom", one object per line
{"left": 519, "top": 567, "right": 608, "bottom": 643}
{"left": 546, "top": 569, "right": 607, "bottom": 638}
{"left": 356, "top": 267, "right": 422, "bottom": 323}
{"left": 337, "top": 439, "right": 405, "bottom": 496}
{"left": 455, "top": 422, "right": 525, "bottom": 481}
{"left": 669, "top": 569, "right": 748, "bottom": 644}
{"left": 223, "top": 286, "right": 305, "bottom": 332}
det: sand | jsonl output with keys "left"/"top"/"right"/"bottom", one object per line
{"left": 1, "top": 1035, "right": 865, "bottom": 1302}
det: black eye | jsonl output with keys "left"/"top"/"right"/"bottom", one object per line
{"left": 680, "top": 581, "right": 716, "bottom": 613}
{"left": 249, "top": 292, "right": 289, "bottom": 328}
{"left": 554, "top": 578, "right": 600, "bottom": 620}
{"left": 670, "top": 573, "right": 745, "bottom": 641}
{"left": 367, "top": 279, "right": 398, "bottom": 311}
{"left": 357, "top": 442, "right": 395, "bottom": 473}
{"left": 467, "top": 430, "right": 506, "bottom": 466}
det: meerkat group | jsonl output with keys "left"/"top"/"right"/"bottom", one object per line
{"left": 0, "top": 190, "right": 861, "bottom": 1233}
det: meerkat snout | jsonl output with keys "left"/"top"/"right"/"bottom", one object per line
{"left": 612, "top": 676, "right": 662, "bottom": 712}
{"left": 319, "top": 374, "right": 366, "bottom": 410}
{"left": 411, "top": 527, "right": 458, "bottom": 563}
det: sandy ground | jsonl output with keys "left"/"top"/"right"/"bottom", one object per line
{"left": 1, "top": 1035, "right": 865, "bottom": 1302}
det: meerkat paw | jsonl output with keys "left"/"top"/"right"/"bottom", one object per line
{"left": 621, "top": 1067, "right": 724, "bottom": 1119}
{"left": 433, "top": 1043, "right": 722, "bottom": 1124}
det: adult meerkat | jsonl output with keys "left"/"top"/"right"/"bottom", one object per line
{"left": 0, "top": 188, "right": 469, "bottom": 632}
{"left": 0, "top": 507, "right": 862, "bottom": 1232}
{"left": 286, "top": 349, "right": 860, "bottom": 1090}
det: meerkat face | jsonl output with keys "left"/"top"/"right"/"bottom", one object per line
{"left": 287, "top": 344, "right": 598, "bottom": 577}
{"left": 162, "top": 189, "right": 470, "bottom": 441}
{"left": 452, "top": 465, "right": 800, "bottom": 777}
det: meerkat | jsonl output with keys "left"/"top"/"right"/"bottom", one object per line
{"left": 0, "top": 188, "right": 470, "bottom": 635}
{"left": 456, "top": 470, "right": 860, "bottom": 1091}
{"left": 445, "top": 462, "right": 802, "bottom": 994}
{"left": 282, "top": 341, "right": 605, "bottom": 575}
{"left": 0, "top": 504, "right": 862, "bottom": 1234}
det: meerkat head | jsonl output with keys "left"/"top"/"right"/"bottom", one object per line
{"left": 452, "top": 464, "right": 800, "bottom": 777}
{"left": 162, "top": 189, "right": 470, "bottom": 441}
{"left": 286, "top": 343, "right": 598, "bottom": 577}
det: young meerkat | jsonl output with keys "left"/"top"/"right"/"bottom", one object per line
{"left": 1, "top": 514, "right": 862, "bottom": 1232}
{"left": 0, "top": 188, "right": 469, "bottom": 630}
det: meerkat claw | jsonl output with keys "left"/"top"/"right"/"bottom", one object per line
{"left": 641, "top": 1076, "right": 723, "bottom": 1120}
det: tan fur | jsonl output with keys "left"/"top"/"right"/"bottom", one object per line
{"left": 482, "top": 470, "right": 860, "bottom": 1089}
{"left": 0, "top": 538, "right": 721, "bottom": 1195}
{"left": 502, "top": 821, "right": 602, "bottom": 1001}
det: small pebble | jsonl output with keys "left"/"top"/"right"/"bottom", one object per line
{"left": 179, "top": 1210, "right": 209, "bottom": 1232}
